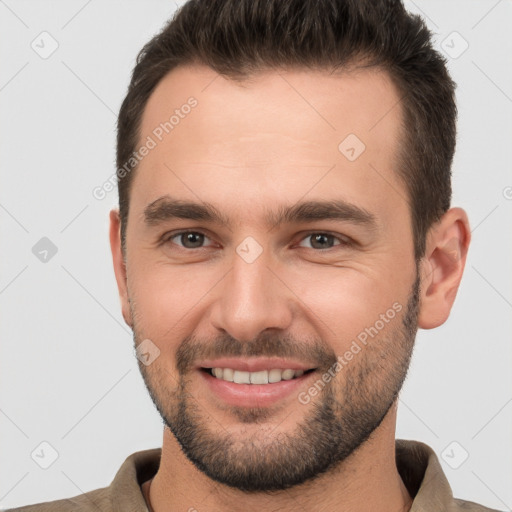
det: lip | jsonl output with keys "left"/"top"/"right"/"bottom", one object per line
{"left": 199, "top": 367, "right": 317, "bottom": 408}
{"left": 197, "top": 357, "right": 315, "bottom": 373}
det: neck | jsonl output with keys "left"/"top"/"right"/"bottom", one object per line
{"left": 148, "top": 403, "right": 412, "bottom": 512}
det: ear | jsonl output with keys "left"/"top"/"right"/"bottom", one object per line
{"left": 109, "top": 208, "right": 133, "bottom": 328}
{"left": 417, "top": 207, "right": 471, "bottom": 329}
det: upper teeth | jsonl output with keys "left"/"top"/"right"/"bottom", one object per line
{"left": 211, "top": 368, "right": 305, "bottom": 384}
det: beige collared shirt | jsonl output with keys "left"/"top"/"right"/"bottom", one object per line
{"left": 5, "top": 439, "right": 502, "bottom": 511}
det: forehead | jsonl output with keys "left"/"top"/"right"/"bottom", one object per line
{"left": 131, "top": 63, "right": 407, "bottom": 226}
{"left": 140, "top": 63, "right": 403, "bottom": 152}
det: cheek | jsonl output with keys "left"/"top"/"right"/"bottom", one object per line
{"left": 128, "top": 260, "right": 218, "bottom": 336}
{"left": 288, "top": 266, "right": 406, "bottom": 349}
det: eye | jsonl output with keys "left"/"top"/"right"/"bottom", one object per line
{"left": 164, "top": 231, "right": 214, "bottom": 249}
{"left": 297, "top": 232, "right": 351, "bottom": 250}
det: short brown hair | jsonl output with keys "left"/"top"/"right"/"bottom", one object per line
{"left": 116, "top": 0, "right": 457, "bottom": 260}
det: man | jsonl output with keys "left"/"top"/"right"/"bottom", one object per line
{"left": 7, "top": 0, "right": 502, "bottom": 511}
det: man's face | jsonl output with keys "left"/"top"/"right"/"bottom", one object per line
{"left": 121, "top": 65, "right": 420, "bottom": 490}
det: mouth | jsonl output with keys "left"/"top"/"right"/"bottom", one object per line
{"left": 196, "top": 358, "right": 318, "bottom": 408}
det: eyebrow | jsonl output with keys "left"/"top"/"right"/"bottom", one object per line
{"left": 142, "top": 195, "right": 377, "bottom": 231}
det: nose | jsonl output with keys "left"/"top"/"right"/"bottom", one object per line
{"left": 209, "top": 248, "right": 294, "bottom": 342}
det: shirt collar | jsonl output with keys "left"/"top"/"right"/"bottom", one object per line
{"left": 395, "top": 439, "right": 455, "bottom": 511}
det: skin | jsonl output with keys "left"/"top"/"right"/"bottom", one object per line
{"left": 109, "top": 64, "right": 470, "bottom": 512}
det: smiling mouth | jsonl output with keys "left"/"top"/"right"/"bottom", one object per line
{"left": 201, "top": 367, "right": 316, "bottom": 384}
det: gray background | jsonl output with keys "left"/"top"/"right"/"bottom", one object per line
{"left": 1, "top": 0, "right": 511, "bottom": 510}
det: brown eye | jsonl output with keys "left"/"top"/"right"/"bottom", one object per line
{"left": 167, "top": 231, "right": 210, "bottom": 249}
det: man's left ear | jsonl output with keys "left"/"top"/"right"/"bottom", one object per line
{"left": 417, "top": 207, "right": 471, "bottom": 330}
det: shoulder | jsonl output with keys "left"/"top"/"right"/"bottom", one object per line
{"left": 395, "top": 439, "right": 504, "bottom": 512}
{"left": 3, "top": 486, "right": 111, "bottom": 511}
{"left": 3, "top": 448, "right": 160, "bottom": 512}
{"left": 452, "top": 497, "right": 505, "bottom": 512}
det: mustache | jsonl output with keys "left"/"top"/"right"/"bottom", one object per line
{"left": 176, "top": 331, "right": 337, "bottom": 374}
